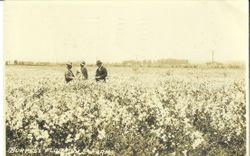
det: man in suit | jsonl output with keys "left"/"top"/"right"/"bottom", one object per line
{"left": 95, "top": 60, "right": 108, "bottom": 82}
{"left": 65, "top": 62, "right": 75, "bottom": 83}
{"left": 76, "top": 61, "right": 88, "bottom": 80}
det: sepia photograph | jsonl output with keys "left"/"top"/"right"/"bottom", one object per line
{"left": 3, "top": 0, "right": 249, "bottom": 155}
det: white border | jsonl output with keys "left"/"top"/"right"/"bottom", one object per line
{"left": 0, "top": 1, "right": 248, "bottom": 156}
{"left": 0, "top": 1, "right": 5, "bottom": 156}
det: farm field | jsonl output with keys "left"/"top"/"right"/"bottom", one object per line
{"left": 5, "top": 65, "right": 246, "bottom": 155}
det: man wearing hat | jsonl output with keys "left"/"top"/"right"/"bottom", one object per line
{"left": 95, "top": 60, "right": 108, "bottom": 82}
{"left": 76, "top": 61, "right": 88, "bottom": 80}
{"left": 65, "top": 62, "right": 75, "bottom": 83}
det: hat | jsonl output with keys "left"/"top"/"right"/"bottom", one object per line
{"left": 66, "top": 62, "right": 72, "bottom": 67}
{"left": 96, "top": 60, "right": 102, "bottom": 65}
{"left": 80, "top": 61, "right": 85, "bottom": 66}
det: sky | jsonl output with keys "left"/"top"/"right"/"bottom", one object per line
{"left": 4, "top": 0, "right": 249, "bottom": 63}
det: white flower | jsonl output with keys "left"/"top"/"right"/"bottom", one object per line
{"left": 98, "top": 129, "right": 106, "bottom": 140}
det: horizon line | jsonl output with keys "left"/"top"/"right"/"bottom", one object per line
{"left": 4, "top": 59, "right": 246, "bottom": 64}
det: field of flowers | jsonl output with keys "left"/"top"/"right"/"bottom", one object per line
{"left": 5, "top": 65, "right": 246, "bottom": 155}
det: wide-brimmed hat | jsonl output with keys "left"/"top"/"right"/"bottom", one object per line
{"left": 80, "top": 61, "right": 85, "bottom": 66}
{"left": 66, "top": 62, "right": 72, "bottom": 67}
{"left": 96, "top": 60, "right": 102, "bottom": 65}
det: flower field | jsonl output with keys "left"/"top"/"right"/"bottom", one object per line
{"left": 5, "top": 65, "right": 246, "bottom": 155}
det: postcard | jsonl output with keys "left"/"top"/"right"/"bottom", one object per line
{"left": 3, "top": 0, "right": 249, "bottom": 155}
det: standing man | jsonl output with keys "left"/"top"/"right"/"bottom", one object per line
{"left": 95, "top": 60, "right": 108, "bottom": 82}
{"left": 76, "top": 61, "right": 88, "bottom": 80}
{"left": 65, "top": 62, "right": 75, "bottom": 83}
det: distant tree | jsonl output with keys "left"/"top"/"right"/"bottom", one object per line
{"left": 14, "top": 60, "right": 18, "bottom": 65}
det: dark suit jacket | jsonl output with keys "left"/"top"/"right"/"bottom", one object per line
{"left": 65, "top": 69, "right": 75, "bottom": 83}
{"left": 95, "top": 66, "right": 108, "bottom": 82}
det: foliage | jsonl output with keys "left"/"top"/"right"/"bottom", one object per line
{"left": 5, "top": 66, "right": 246, "bottom": 155}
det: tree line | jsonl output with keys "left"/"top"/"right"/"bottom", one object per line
{"left": 5, "top": 59, "right": 244, "bottom": 69}
{"left": 6, "top": 59, "right": 188, "bottom": 67}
